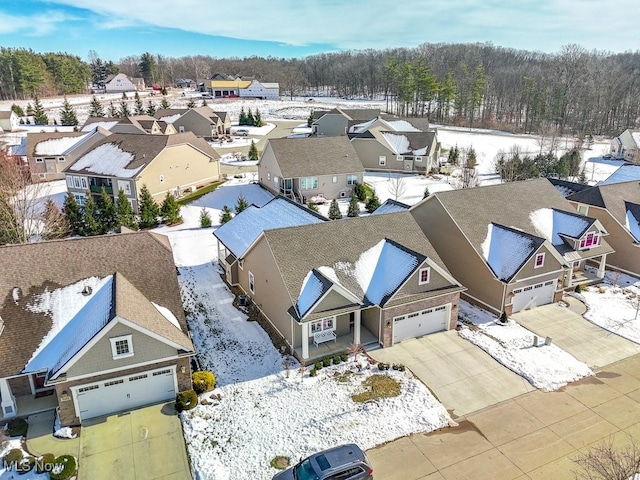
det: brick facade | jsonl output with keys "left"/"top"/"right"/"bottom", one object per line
{"left": 8, "top": 376, "right": 32, "bottom": 396}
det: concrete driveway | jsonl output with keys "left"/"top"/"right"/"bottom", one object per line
{"left": 512, "top": 301, "right": 640, "bottom": 369}
{"left": 369, "top": 330, "right": 535, "bottom": 418}
{"left": 78, "top": 402, "right": 191, "bottom": 480}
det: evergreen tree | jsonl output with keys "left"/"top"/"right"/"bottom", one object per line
{"left": 25, "top": 103, "right": 34, "bottom": 116}
{"left": 81, "top": 193, "right": 101, "bottom": 236}
{"left": 146, "top": 100, "right": 157, "bottom": 116}
{"left": 307, "top": 111, "right": 313, "bottom": 127}
{"left": 578, "top": 166, "right": 587, "bottom": 184}
{"left": 119, "top": 95, "right": 131, "bottom": 117}
{"left": 246, "top": 108, "right": 255, "bottom": 126}
{"left": 11, "top": 104, "right": 25, "bottom": 116}
{"left": 254, "top": 108, "right": 263, "bottom": 127}
{"left": 353, "top": 183, "right": 367, "bottom": 201}
{"left": 239, "top": 107, "right": 247, "bottom": 125}
{"left": 186, "top": 99, "right": 196, "bottom": 109}
{"left": 365, "top": 192, "right": 381, "bottom": 213}
{"left": 328, "top": 199, "right": 342, "bottom": 220}
{"left": 423, "top": 186, "right": 430, "bottom": 199}
{"left": 465, "top": 146, "right": 478, "bottom": 167}
{"left": 40, "top": 198, "right": 68, "bottom": 240}
{"left": 248, "top": 140, "right": 259, "bottom": 161}
{"left": 160, "top": 97, "right": 170, "bottom": 109}
{"left": 88, "top": 96, "right": 105, "bottom": 117}
{"left": 235, "top": 194, "right": 249, "bottom": 214}
{"left": 32, "top": 96, "right": 48, "bottom": 125}
{"left": 201, "top": 98, "right": 208, "bottom": 107}
{"left": 307, "top": 202, "right": 319, "bottom": 213}
{"left": 219, "top": 205, "right": 233, "bottom": 224}
{"left": 115, "top": 188, "right": 137, "bottom": 230}
{"left": 107, "top": 101, "right": 118, "bottom": 117}
{"left": 199, "top": 207, "right": 212, "bottom": 228}
{"left": 62, "top": 193, "right": 82, "bottom": 236}
{"left": 133, "top": 91, "right": 144, "bottom": 115}
{"left": 347, "top": 194, "right": 360, "bottom": 217}
{"left": 137, "top": 184, "right": 159, "bottom": 228}
{"left": 447, "top": 145, "right": 460, "bottom": 165}
{"left": 59, "top": 97, "right": 79, "bottom": 127}
{"left": 97, "top": 186, "right": 116, "bottom": 233}
{"left": 161, "top": 192, "right": 182, "bottom": 225}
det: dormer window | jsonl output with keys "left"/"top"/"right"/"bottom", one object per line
{"left": 580, "top": 232, "right": 599, "bottom": 249}
{"left": 534, "top": 253, "right": 545, "bottom": 268}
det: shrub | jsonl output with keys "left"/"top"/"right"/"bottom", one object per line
{"left": 377, "top": 362, "right": 390, "bottom": 371}
{"left": 340, "top": 354, "right": 348, "bottom": 363}
{"left": 175, "top": 390, "right": 198, "bottom": 412}
{"left": 314, "top": 361, "right": 323, "bottom": 370}
{"left": 17, "top": 455, "right": 35, "bottom": 474}
{"left": 322, "top": 358, "right": 331, "bottom": 368}
{"left": 499, "top": 311, "right": 508, "bottom": 323}
{"left": 598, "top": 286, "right": 606, "bottom": 294}
{"left": 49, "top": 455, "right": 77, "bottom": 480}
{"left": 270, "top": 455, "right": 290, "bottom": 470}
{"left": 351, "top": 374, "right": 401, "bottom": 403}
{"left": 199, "top": 208, "right": 212, "bottom": 228}
{"left": 3, "top": 448, "right": 23, "bottom": 464}
{"left": 37, "top": 453, "right": 55, "bottom": 473}
{"left": 309, "top": 368, "right": 318, "bottom": 377}
{"left": 192, "top": 371, "right": 216, "bottom": 394}
{"left": 7, "top": 417, "right": 28, "bottom": 436}
{"left": 392, "top": 364, "right": 405, "bottom": 372}
{"left": 333, "top": 355, "right": 342, "bottom": 365}
{"left": 575, "top": 284, "right": 584, "bottom": 293}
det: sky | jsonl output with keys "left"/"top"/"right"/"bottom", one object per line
{"left": 1, "top": 0, "right": 638, "bottom": 62}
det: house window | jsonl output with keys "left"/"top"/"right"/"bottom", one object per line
{"left": 535, "top": 253, "right": 545, "bottom": 268}
{"left": 117, "top": 180, "right": 131, "bottom": 196}
{"left": 248, "top": 271, "right": 255, "bottom": 293}
{"left": 35, "top": 157, "right": 43, "bottom": 163}
{"left": 78, "top": 385, "right": 99, "bottom": 393}
{"left": 332, "top": 176, "right": 338, "bottom": 183}
{"left": 580, "top": 232, "right": 599, "bottom": 249}
{"left": 310, "top": 317, "right": 335, "bottom": 335}
{"left": 577, "top": 204, "right": 588, "bottom": 215}
{"left": 159, "top": 175, "right": 164, "bottom": 183}
{"left": 396, "top": 155, "right": 404, "bottom": 161}
{"left": 267, "top": 172, "right": 271, "bottom": 181}
{"left": 418, "top": 267, "right": 430, "bottom": 285}
{"left": 379, "top": 156, "right": 386, "bottom": 166}
{"left": 109, "top": 334, "right": 134, "bottom": 359}
{"left": 415, "top": 156, "right": 423, "bottom": 162}
{"left": 74, "top": 193, "right": 86, "bottom": 206}
{"left": 346, "top": 175, "right": 358, "bottom": 185}
{"left": 273, "top": 176, "right": 279, "bottom": 187}
{"left": 300, "top": 177, "right": 318, "bottom": 190}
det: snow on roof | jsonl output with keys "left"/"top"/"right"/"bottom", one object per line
{"left": 81, "top": 121, "right": 119, "bottom": 132}
{"left": 214, "top": 197, "right": 324, "bottom": 258}
{"left": 34, "top": 134, "right": 89, "bottom": 155}
{"left": 387, "top": 120, "right": 420, "bottom": 132}
{"left": 381, "top": 132, "right": 410, "bottom": 155}
{"left": 371, "top": 200, "right": 411, "bottom": 215}
{"left": 530, "top": 208, "right": 591, "bottom": 245}
{"left": 598, "top": 164, "right": 640, "bottom": 185}
{"left": 361, "top": 240, "right": 419, "bottom": 304}
{"left": 626, "top": 203, "right": 640, "bottom": 242}
{"left": 158, "top": 114, "right": 182, "bottom": 124}
{"left": 24, "top": 276, "right": 113, "bottom": 374}
{"left": 69, "top": 143, "right": 141, "bottom": 177}
{"left": 152, "top": 302, "right": 182, "bottom": 330}
{"left": 296, "top": 271, "right": 325, "bottom": 317}
{"left": 481, "top": 224, "right": 537, "bottom": 282}
{"left": 349, "top": 118, "right": 378, "bottom": 133}
{"left": 632, "top": 131, "right": 640, "bottom": 148}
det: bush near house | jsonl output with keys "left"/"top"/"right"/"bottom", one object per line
{"left": 192, "top": 371, "right": 216, "bottom": 394}
{"left": 49, "top": 455, "right": 77, "bottom": 480}
{"left": 176, "top": 390, "right": 198, "bottom": 411}
{"left": 2, "top": 448, "right": 22, "bottom": 464}
{"left": 37, "top": 453, "right": 55, "bottom": 473}
{"left": 7, "top": 417, "right": 28, "bottom": 436}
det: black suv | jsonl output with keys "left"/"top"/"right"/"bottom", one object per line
{"left": 273, "top": 444, "right": 374, "bottom": 480}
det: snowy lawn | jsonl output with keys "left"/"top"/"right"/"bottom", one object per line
{"left": 458, "top": 301, "right": 593, "bottom": 391}
{"left": 0, "top": 437, "right": 49, "bottom": 480}
{"left": 218, "top": 152, "right": 259, "bottom": 167}
{"left": 581, "top": 271, "right": 640, "bottom": 344}
{"left": 153, "top": 177, "right": 452, "bottom": 480}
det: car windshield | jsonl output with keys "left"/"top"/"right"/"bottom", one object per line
{"left": 293, "top": 459, "right": 319, "bottom": 480}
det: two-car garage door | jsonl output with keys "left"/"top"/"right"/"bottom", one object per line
{"left": 72, "top": 367, "right": 176, "bottom": 421}
{"left": 393, "top": 304, "right": 450, "bottom": 344}
{"left": 511, "top": 280, "right": 556, "bottom": 313}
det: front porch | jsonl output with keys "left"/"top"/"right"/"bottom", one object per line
{"left": 0, "top": 391, "right": 58, "bottom": 422}
{"left": 565, "top": 256, "right": 607, "bottom": 289}
{"left": 294, "top": 326, "right": 379, "bottom": 363}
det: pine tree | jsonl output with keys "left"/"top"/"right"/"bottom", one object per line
{"left": 88, "top": 96, "right": 105, "bottom": 117}
{"left": 248, "top": 140, "right": 259, "bottom": 161}
{"left": 134, "top": 91, "right": 144, "bottom": 115}
{"left": 107, "top": 101, "right": 118, "bottom": 117}
{"left": 146, "top": 100, "right": 157, "bottom": 116}
{"left": 307, "top": 111, "right": 313, "bottom": 127}
{"left": 62, "top": 193, "right": 82, "bottom": 236}
{"left": 161, "top": 192, "right": 182, "bottom": 225}
{"left": 11, "top": 104, "right": 24, "bottom": 116}
{"left": 254, "top": 108, "right": 263, "bottom": 127}
{"left": 578, "top": 166, "right": 587, "bottom": 184}
{"left": 365, "top": 192, "right": 381, "bottom": 213}
{"left": 119, "top": 96, "right": 131, "bottom": 117}
{"left": 307, "top": 202, "right": 319, "bottom": 213}
{"left": 328, "top": 199, "right": 342, "bottom": 220}
{"left": 186, "top": 99, "right": 196, "bottom": 109}
{"left": 347, "top": 194, "right": 360, "bottom": 217}
{"left": 160, "top": 97, "right": 170, "bottom": 109}
{"left": 81, "top": 193, "right": 101, "bottom": 236}
{"left": 201, "top": 98, "right": 208, "bottom": 107}
{"left": 219, "top": 205, "right": 233, "bottom": 224}
{"left": 353, "top": 183, "right": 366, "bottom": 201}
{"left": 97, "top": 186, "right": 116, "bottom": 233}
{"left": 115, "top": 188, "right": 137, "bottom": 230}
{"left": 26, "top": 103, "right": 34, "bottom": 116}
{"left": 235, "top": 194, "right": 249, "bottom": 214}
{"left": 423, "top": 186, "right": 430, "bottom": 199}
{"left": 199, "top": 207, "right": 212, "bottom": 228}
{"left": 41, "top": 198, "right": 69, "bottom": 240}
{"left": 239, "top": 107, "right": 247, "bottom": 125}
{"left": 246, "top": 108, "right": 255, "bottom": 126}
{"left": 32, "top": 96, "right": 48, "bottom": 125}
{"left": 138, "top": 184, "right": 159, "bottom": 228}
{"left": 59, "top": 97, "right": 79, "bottom": 127}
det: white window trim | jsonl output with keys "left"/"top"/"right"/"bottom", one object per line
{"left": 379, "top": 156, "right": 386, "bottom": 166}
{"left": 332, "top": 176, "right": 338, "bottom": 183}
{"left": 418, "top": 267, "right": 430, "bottom": 285}
{"left": 248, "top": 271, "right": 255, "bottom": 293}
{"left": 346, "top": 175, "right": 358, "bottom": 185}
{"left": 396, "top": 155, "right": 404, "bottom": 161}
{"left": 109, "top": 334, "right": 134, "bottom": 359}
{"left": 534, "top": 252, "right": 545, "bottom": 269}
{"left": 310, "top": 317, "right": 335, "bottom": 336}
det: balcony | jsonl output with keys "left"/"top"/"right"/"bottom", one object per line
{"left": 89, "top": 184, "right": 113, "bottom": 194}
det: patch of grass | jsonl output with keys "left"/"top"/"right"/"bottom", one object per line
{"left": 270, "top": 456, "right": 290, "bottom": 470}
{"left": 351, "top": 374, "right": 401, "bottom": 403}
{"left": 336, "top": 374, "right": 351, "bottom": 383}
{"left": 177, "top": 181, "right": 225, "bottom": 206}
{"left": 6, "top": 417, "right": 28, "bottom": 436}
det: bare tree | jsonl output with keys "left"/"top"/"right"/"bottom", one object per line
{"left": 387, "top": 175, "right": 407, "bottom": 201}
{"left": 573, "top": 436, "right": 640, "bottom": 480}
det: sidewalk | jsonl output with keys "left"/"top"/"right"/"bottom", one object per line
{"left": 26, "top": 410, "right": 81, "bottom": 459}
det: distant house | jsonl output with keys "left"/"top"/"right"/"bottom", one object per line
{"left": 175, "top": 79, "right": 195, "bottom": 88}
{"left": 610, "top": 129, "right": 640, "bottom": 163}
{"left": 170, "top": 107, "right": 230, "bottom": 138}
{"left": 311, "top": 108, "right": 381, "bottom": 136}
{"left": 0, "top": 232, "right": 195, "bottom": 426}
{"left": 105, "top": 73, "right": 145, "bottom": 93}
{"left": 0, "top": 110, "right": 20, "bottom": 132}
{"left": 82, "top": 116, "right": 176, "bottom": 135}
{"left": 64, "top": 132, "right": 221, "bottom": 211}
{"left": 238, "top": 80, "right": 279, "bottom": 100}
{"left": 206, "top": 78, "right": 279, "bottom": 99}
{"left": 257, "top": 136, "right": 364, "bottom": 203}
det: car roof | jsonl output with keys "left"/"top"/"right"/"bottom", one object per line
{"left": 312, "top": 444, "right": 367, "bottom": 472}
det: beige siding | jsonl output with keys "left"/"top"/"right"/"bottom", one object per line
{"left": 173, "top": 110, "right": 216, "bottom": 138}
{"left": 311, "top": 289, "right": 353, "bottom": 314}
{"left": 394, "top": 261, "right": 453, "bottom": 299}
{"left": 361, "top": 307, "right": 380, "bottom": 340}
{"left": 65, "top": 321, "right": 179, "bottom": 378}
{"left": 315, "top": 114, "right": 348, "bottom": 136}
{"left": 351, "top": 138, "right": 394, "bottom": 171}
{"left": 513, "top": 245, "right": 564, "bottom": 281}
{"left": 257, "top": 143, "right": 283, "bottom": 196}
{"left": 296, "top": 173, "right": 361, "bottom": 201}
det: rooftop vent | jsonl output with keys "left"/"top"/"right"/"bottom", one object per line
{"left": 81, "top": 285, "right": 93, "bottom": 296}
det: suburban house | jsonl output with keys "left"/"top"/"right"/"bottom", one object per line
{"left": 597, "top": 163, "right": 640, "bottom": 186}
{"left": 610, "top": 129, "right": 640, "bottom": 162}
{"left": 205, "top": 77, "right": 279, "bottom": 99}
{"left": 410, "top": 178, "right": 614, "bottom": 316}
{"left": 81, "top": 116, "right": 176, "bottom": 135}
{"left": 215, "top": 206, "right": 464, "bottom": 361}
{"left": 153, "top": 109, "right": 188, "bottom": 125}
{"left": 169, "top": 107, "right": 231, "bottom": 138}
{"left": 348, "top": 116, "right": 439, "bottom": 174}
{"left": 0, "top": 110, "right": 20, "bottom": 132}
{"left": 105, "top": 73, "right": 145, "bottom": 93}
{"left": 175, "top": 79, "right": 196, "bottom": 88}
{"left": 311, "top": 108, "right": 381, "bottom": 136}
{"left": 564, "top": 180, "right": 640, "bottom": 277}
{"left": 64, "top": 131, "right": 221, "bottom": 211}
{"left": 238, "top": 80, "right": 280, "bottom": 100}
{"left": 0, "top": 232, "right": 195, "bottom": 426}
{"left": 257, "top": 136, "right": 364, "bottom": 203}
{"left": 26, "top": 128, "right": 112, "bottom": 182}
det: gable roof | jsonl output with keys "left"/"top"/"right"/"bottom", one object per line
{"left": 81, "top": 117, "right": 120, "bottom": 132}
{"left": 626, "top": 201, "right": 640, "bottom": 242}
{"left": 264, "top": 136, "right": 364, "bottom": 178}
{"left": 214, "top": 196, "right": 326, "bottom": 259}
{"left": 372, "top": 199, "right": 411, "bottom": 215}
{"left": 0, "top": 232, "right": 190, "bottom": 378}
{"left": 27, "top": 131, "right": 88, "bottom": 157}
{"left": 153, "top": 108, "right": 188, "bottom": 123}
{"left": 548, "top": 178, "right": 592, "bottom": 197}
{"left": 598, "top": 163, "right": 640, "bottom": 185}
{"left": 379, "top": 131, "right": 436, "bottom": 155}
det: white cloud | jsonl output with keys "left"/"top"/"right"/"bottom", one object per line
{"left": 0, "top": 10, "right": 74, "bottom": 36}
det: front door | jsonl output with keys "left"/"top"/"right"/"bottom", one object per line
{"left": 31, "top": 371, "right": 52, "bottom": 392}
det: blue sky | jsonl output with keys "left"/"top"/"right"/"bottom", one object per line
{"left": 1, "top": 0, "right": 638, "bottom": 62}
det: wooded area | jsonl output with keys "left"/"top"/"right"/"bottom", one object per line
{"left": 1, "top": 42, "right": 639, "bottom": 136}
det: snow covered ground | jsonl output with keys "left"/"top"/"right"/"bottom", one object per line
{"left": 458, "top": 301, "right": 593, "bottom": 391}
{"left": 0, "top": 437, "right": 49, "bottom": 480}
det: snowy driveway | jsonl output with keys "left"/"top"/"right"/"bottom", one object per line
{"left": 513, "top": 302, "right": 640, "bottom": 369}
{"left": 369, "top": 330, "right": 535, "bottom": 418}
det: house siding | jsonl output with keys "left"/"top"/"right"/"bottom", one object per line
{"left": 173, "top": 110, "right": 218, "bottom": 138}
{"left": 361, "top": 307, "right": 380, "bottom": 343}
{"left": 351, "top": 137, "right": 432, "bottom": 174}
{"left": 296, "top": 173, "right": 361, "bottom": 201}
{"left": 394, "top": 261, "right": 453, "bottom": 298}
{"left": 257, "top": 143, "right": 284, "bottom": 196}
{"left": 310, "top": 290, "right": 354, "bottom": 315}
{"left": 314, "top": 114, "right": 349, "bottom": 136}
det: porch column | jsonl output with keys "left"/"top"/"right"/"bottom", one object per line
{"left": 0, "top": 378, "right": 17, "bottom": 419}
{"left": 597, "top": 255, "right": 607, "bottom": 278}
{"left": 354, "top": 310, "right": 361, "bottom": 344}
{"left": 301, "top": 322, "right": 309, "bottom": 360}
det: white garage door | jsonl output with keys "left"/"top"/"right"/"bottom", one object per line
{"left": 393, "top": 305, "right": 449, "bottom": 344}
{"left": 73, "top": 367, "right": 176, "bottom": 421}
{"left": 512, "top": 280, "right": 556, "bottom": 313}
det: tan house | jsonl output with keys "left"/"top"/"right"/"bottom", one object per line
{"left": 169, "top": 106, "right": 230, "bottom": 138}
{"left": 410, "top": 178, "right": 614, "bottom": 316}
{"left": 566, "top": 180, "right": 640, "bottom": 277}
{"left": 81, "top": 116, "right": 176, "bottom": 135}
{"left": 64, "top": 131, "right": 221, "bottom": 212}
{"left": 311, "top": 107, "right": 381, "bottom": 136}
{"left": 216, "top": 207, "right": 464, "bottom": 361}
{"left": 257, "top": 136, "right": 364, "bottom": 203}
{"left": 0, "top": 232, "right": 194, "bottom": 426}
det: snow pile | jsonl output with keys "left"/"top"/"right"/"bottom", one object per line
{"left": 68, "top": 143, "right": 139, "bottom": 177}
{"left": 0, "top": 438, "right": 50, "bottom": 479}
{"left": 81, "top": 121, "right": 119, "bottom": 131}
{"left": 151, "top": 302, "right": 182, "bottom": 330}
{"left": 387, "top": 120, "right": 421, "bottom": 132}
{"left": 34, "top": 134, "right": 88, "bottom": 155}
{"left": 458, "top": 301, "right": 593, "bottom": 391}
{"left": 381, "top": 132, "right": 410, "bottom": 154}
{"left": 54, "top": 411, "right": 77, "bottom": 439}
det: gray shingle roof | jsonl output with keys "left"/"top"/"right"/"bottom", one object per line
{"left": 568, "top": 180, "right": 640, "bottom": 225}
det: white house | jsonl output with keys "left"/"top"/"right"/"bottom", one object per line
{"left": 105, "top": 73, "right": 145, "bottom": 93}
{"left": 0, "top": 110, "right": 20, "bottom": 132}
{"left": 239, "top": 80, "right": 280, "bottom": 100}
